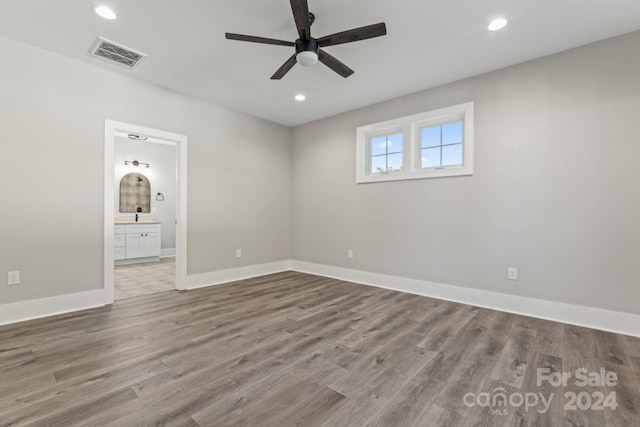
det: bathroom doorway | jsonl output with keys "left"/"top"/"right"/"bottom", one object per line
{"left": 103, "top": 120, "right": 187, "bottom": 304}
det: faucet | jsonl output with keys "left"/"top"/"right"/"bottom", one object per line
{"left": 135, "top": 213, "right": 139, "bottom": 222}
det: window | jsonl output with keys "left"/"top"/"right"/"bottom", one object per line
{"left": 356, "top": 102, "right": 473, "bottom": 183}
{"left": 420, "top": 121, "right": 463, "bottom": 168}
{"left": 369, "top": 132, "right": 403, "bottom": 174}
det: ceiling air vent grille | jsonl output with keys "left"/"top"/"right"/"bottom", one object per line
{"left": 90, "top": 37, "right": 147, "bottom": 68}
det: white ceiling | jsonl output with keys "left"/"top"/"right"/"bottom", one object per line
{"left": 1, "top": 0, "right": 639, "bottom": 127}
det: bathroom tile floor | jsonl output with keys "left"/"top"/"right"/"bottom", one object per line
{"left": 114, "top": 256, "right": 175, "bottom": 300}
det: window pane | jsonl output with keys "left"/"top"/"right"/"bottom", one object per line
{"left": 387, "top": 153, "right": 403, "bottom": 172}
{"left": 422, "top": 147, "right": 441, "bottom": 168}
{"left": 442, "top": 121, "right": 463, "bottom": 145}
{"left": 387, "top": 133, "right": 403, "bottom": 154}
{"left": 421, "top": 126, "right": 441, "bottom": 148}
{"left": 370, "top": 136, "right": 387, "bottom": 156}
{"left": 442, "top": 143, "right": 463, "bottom": 166}
{"left": 371, "top": 155, "right": 387, "bottom": 174}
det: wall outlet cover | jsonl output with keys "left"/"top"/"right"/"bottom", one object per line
{"left": 8, "top": 271, "right": 20, "bottom": 286}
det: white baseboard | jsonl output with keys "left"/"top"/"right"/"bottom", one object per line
{"left": 185, "top": 260, "right": 292, "bottom": 290}
{"left": 0, "top": 289, "right": 106, "bottom": 327}
{"left": 4, "top": 260, "right": 638, "bottom": 338}
{"left": 161, "top": 248, "right": 176, "bottom": 257}
{"left": 290, "top": 260, "right": 640, "bottom": 338}
{"left": 115, "top": 256, "right": 160, "bottom": 266}
{"left": 0, "top": 260, "right": 291, "bottom": 327}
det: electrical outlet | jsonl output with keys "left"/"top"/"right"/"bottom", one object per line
{"left": 508, "top": 267, "right": 518, "bottom": 281}
{"left": 8, "top": 271, "right": 20, "bottom": 286}
{"left": 236, "top": 249, "right": 242, "bottom": 258}
{"left": 347, "top": 250, "right": 354, "bottom": 259}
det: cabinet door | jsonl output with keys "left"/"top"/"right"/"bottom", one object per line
{"left": 143, "top": 232, "right": 161, "bottom": 257}
{"left": 125, "top": 233, "right": 145, "bottom": 259}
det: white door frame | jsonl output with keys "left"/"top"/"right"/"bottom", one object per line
{"left": 104, "top": 119, "right": 188, "bottom": 304}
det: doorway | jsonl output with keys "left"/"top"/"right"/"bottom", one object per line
{"left": 104, "top": 120, "right": 187, "bottom": 304}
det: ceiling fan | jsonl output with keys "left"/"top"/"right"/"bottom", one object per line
{"left": 225, "top": 0, "right": 387, "bottom": 79}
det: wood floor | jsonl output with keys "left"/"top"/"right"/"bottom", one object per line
{"left": 1, "top": 272, "right": 639, "bottom": 426}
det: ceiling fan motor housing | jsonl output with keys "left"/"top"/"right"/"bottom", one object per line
{"left": 295, "top": 38, "right": 318, "bottom": 66}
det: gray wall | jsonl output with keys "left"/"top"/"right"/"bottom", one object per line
{"left": 114, "top": 137, "right": 177, "bottom": 251}
{"left": 2, "top": 29, "right": 639, "bottom": 316}
{"left": 292, "top": 31, "right": 640, "bottom": 315}
{"left": 0, "top": 36, "right": 292, "bottom": 304}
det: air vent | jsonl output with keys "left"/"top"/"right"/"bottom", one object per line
{"left": 90, "top": 37, "right": 147, "bottom": 68}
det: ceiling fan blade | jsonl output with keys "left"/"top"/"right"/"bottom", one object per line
{"left": 318, "top": 49, "right": 354, "bottom": 78}
{"left": 271, "top": 54, "right": 298, "bottom": 80}
{"left": 317, "top": 23, "right": 387, "bottom": 47}
{"left": 225, "top": 33, "right": 294, "bottom": 47}
{"left": 290, "top": 0, "right": 311, "bottom": 40}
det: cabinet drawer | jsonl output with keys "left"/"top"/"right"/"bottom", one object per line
{"left": 114, "top": 246, "right": 125, "bottom": 260}
{"left": 126, "top": 224, "right": 161, "bottom": 234}
{"left": 114, "top": 234, "right": 126, "bottom": 248}
{"left": 114, "top": 225, "right": 126, "bottom": 234}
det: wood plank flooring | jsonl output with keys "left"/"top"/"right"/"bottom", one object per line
{"left": 1, "top": 271, "right": 639, "bottom": 426}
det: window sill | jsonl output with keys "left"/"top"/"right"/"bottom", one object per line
{"left": 357, "top": 165, "right": 473, "bottom": 184}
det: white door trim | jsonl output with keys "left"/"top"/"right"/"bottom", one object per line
{"left": 104, "top": 120, "right": 188, "bottom": 304}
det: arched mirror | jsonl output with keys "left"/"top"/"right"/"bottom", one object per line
{"left": 119, "top": 173, "right": 151, "bottom": 213}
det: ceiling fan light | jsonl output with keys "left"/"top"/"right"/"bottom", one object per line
{"left": 296, "top": 51, "right": 318, "bottom": 66}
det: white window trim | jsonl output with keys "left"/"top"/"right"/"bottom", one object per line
{"left": 356, "top": 102, "right": 474, "bottom": 183}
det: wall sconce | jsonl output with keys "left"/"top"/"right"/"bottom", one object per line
{"left": 156, "top": 193, "right": 164, "bottom": 201}
{"left": 124, "top": 160, "right": 150, "bottom": 168}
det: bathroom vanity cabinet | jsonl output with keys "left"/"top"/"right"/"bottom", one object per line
{"left": 114, "top": 222, "right": 161, "bottom": 265}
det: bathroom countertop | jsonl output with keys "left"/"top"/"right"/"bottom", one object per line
{"left": 115, "top": 221, "right": 161, "bottom": 224}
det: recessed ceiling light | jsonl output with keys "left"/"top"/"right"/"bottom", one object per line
{"left": 94, "top": 6, "right": 117, "bottom": 20}
{"left": 488, "top": 18, "right": 507, "bottom": 31}
{"left": 294, "top": 94, "right": 306, "bottom": 102}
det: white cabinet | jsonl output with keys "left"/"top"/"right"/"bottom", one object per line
{"left": 125, "top": 233, "right": 144, "bottom": 258}
{"left": 142, "top": 232, "right": 161, "bottom": 257}
{"left": 115, "top": 223, "right": 161, "bottom": 264}
{"left": 114, "top": 225, "right": 126, "bottom": 261}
